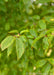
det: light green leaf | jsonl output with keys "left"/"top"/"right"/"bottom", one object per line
{"left": 33, "top": 15, "right": 40, "bottom": 20}
{"left": 36, "top": 59, "right": 47, "bottom": 68}
{"left": 32, "top": 28, "right": 54, "bottom": 46}
{"left": 42, "top": 63, "right": 51, "bottom": 75}
{"left": 48, "top": 58, "right": 54, "bottom": 65}
{"left": 20, "top": 29, "right": 29, "bottom": 34}
{"left": 39, "top": 20, "right": 46, "bottom": 30}
{"left": 30, "top": 29, "right": 37, "bottom": 38}
{"left": 16, "top": 38, "right": 25, "bottom": 60}
{"left": 1, "top": 36, "right": 15, "bottom": 51}
{"left": 43, "top": 37, "right": 49, "bottom": 50}
{"left": 50, "top": 68, "right": 54, "bottom": 75}
{"left": 37, "top": 49, "right": 44, "bottom": 57}
{"left": 44, "top": 16, "right": 54, "bottom": 22}
{"left": 20, "top": 36, "right": 27, "bottom": 43}
{"left": 7, "top": 44, "right": 13, "bottom": 57}
{"left": 28, "top": 39, "right": 37, "bottom": 49}
{"left": 8, "top": 30, "right": 18, "bottom": 34}
{"left": 36, "top": 0, "right": 51, "bottom": 3}
{"left": 4, "top": 0, "right": 8, "bottom": 2}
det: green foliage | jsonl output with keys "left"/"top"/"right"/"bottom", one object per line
{"left": 0, "top": 0, "right": 54, "bottom": 75}
{"left": 16, "top": 37, "right": 25, "bottom": 60}
{"left": 1, "top": 36, "right": 15, "bottom": 51}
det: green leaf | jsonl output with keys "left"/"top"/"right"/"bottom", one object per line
{"left": 9, "top": 30, "right": 18, "bottom": 34}
{"left": 32, "top": 15, "right": 40, "bottom": 20}
{"left": 44, "top": 16, "right": 54, "bottom": 22}
{"left": 50, "top": 68, "right": 54, "bottom": 75}
{"left": 1, "top": 36, "right": 15, "bottom": 51}
{"left": 5, "top": 23, "right": 10, "bottom": 31}
{"left": 16, "top": 38, "right": 25, "bottom": 60}
{"left": 32, "top": 28, "right": 54, "bottom": 46}
{"left": 4, "top": 0, "right": 8, "bottom": 2}
{"left": 37, "top": 49, "right": 44, "bottom": 57}
{"left": 48, "top": 58, "right": 54, "bottom": 65}
{"left": 30, "top": 29, "right": 37, "bottom": 38}
{"left": 43, "top": 37, "right": 49, "bottom": 50}
{"left": 28, "top": 39, "right": 37, "bottom": 49}
{"left": 36, "top": 59, "right": 47, "bottom": 68}
{"left": 20, "top": 29, "right": 29, "bottom": 34}
{"left": 20, "top": 36, "right": 27, "bottom": 43}
{"left": 42, "top": 63, "right": 51, "bottom": 75}
{"left": 7, "top": 44, "right": 13, "bottom": 57}
{"left": 39, "top": 20, "right": 46, "bottom": 30}
{"left": 36, "top": 0, "right": 51, "bottom": 3}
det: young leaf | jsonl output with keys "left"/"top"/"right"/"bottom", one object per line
{"left": 20, "top": 29, "right": 29, "bottom": 34}
{"left": 8, "top": 30, "right": 18, "bottom": 34}
{"left": 1, "top": 36, "right": 15, "bottom": 51}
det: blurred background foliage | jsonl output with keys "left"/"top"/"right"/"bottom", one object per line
{"left": 0, "top": 0, "right": 54, "bottom": 75}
